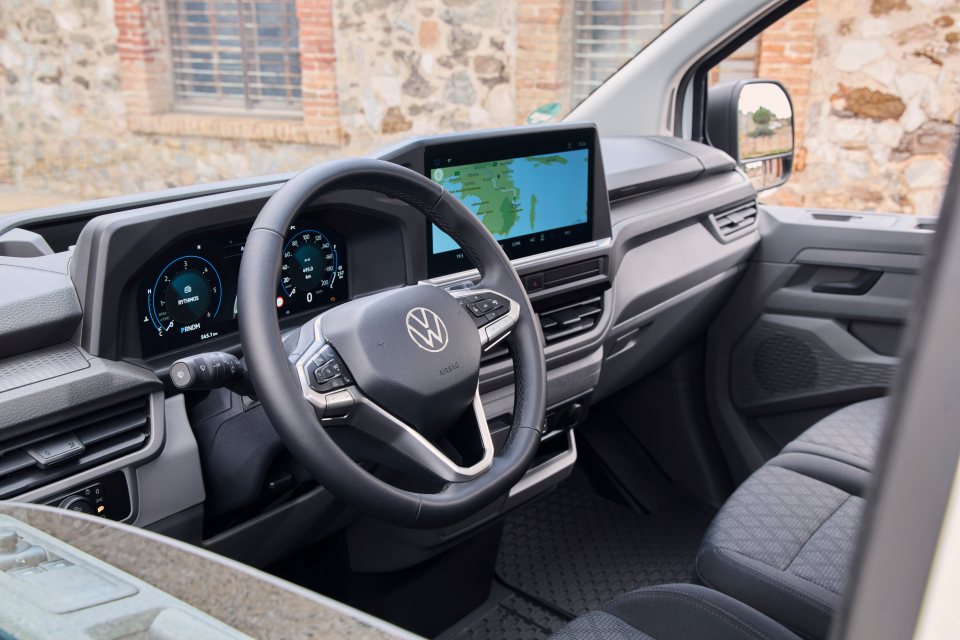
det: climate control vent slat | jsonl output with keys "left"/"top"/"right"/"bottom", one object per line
{"left": 0, "top": 397, "right": 151, "bottom": 500}
{"left": 75, "top": 432, "right": 148, "bottom": 468}
{"left": 539, "top": 295, "right": 603, "bottom": 344}
{"left": 77, "top": 413, "right": 150, "bottom": 447}
{"left": 479, "top": 293, "right": 605, "bottom": 363}
{"left": 706, "top": 201, "right": 758, "bottom": 242}
{"left": 0, "top": 451, "right": 34, "bottom": 477}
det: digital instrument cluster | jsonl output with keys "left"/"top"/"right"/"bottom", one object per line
{"left": 137, "top": 220, "right": 348, "bottom": 358}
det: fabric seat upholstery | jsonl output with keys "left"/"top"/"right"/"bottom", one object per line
{"left": 550, "top": 584, "right": 802, "bottom": 640}
{"left": 552, "top": 398, "right": 887, "bottom": 640}
{"left": 695, "top": 397, "right": 888, "bottom": 639}
{"left": 782, "top": 397, "right": 887, "bottom": 472}
{"left": 696, "top": 455, "right": 864, "bottom": 640}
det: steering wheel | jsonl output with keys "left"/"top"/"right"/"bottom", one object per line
{"left": 238, "top": 158, "right": 547, "bottom": 528}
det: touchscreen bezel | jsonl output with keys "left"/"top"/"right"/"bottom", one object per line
{"left": 424, "top": 128, "right": 596, "bottom": 277}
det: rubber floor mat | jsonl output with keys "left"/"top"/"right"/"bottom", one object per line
{"left": 496, "top": 485, "right": 715, "bottom": 616}
{"left": 445, "top": 591, "right": 568, "bottom": 640}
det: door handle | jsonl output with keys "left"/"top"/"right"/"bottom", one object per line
{"left": 812, "top": 269, "right": 882, "bottom": 295}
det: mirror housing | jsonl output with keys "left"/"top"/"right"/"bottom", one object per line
{"left": 707, "top": 79, "right": 795, "bottom": 192}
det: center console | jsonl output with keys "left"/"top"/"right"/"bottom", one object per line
{"left": 395, "top": 125, "right": 609, "bottom": 405}
{"left": 0, "top": 513, "right": 251, "bottom": 639}
{"left": 0, "top": 504, "right": 410, "bottom": 640}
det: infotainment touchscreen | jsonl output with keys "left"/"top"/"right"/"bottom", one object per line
{"left": 425, "top": 131, "right": 594, "bottom": 277}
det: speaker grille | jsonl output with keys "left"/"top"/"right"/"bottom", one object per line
{"left": 732, "top": 317, "right": 896, "bottom": 410}
{"left": 752, "top": 334, "right": 818, "bottom": 394}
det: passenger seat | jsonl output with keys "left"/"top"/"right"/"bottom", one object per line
{"left": 551, "top": 583, "right": 802, "bottom": 640}
{"left": 549, "top": 398, "right": 888, "bottom": 640}
{"left": 695, "top": 397, "right": 888, "bottom": 640}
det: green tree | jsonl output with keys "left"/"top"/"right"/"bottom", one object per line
{"left": 752, "top": 106, "right": 773, "bottom": 126}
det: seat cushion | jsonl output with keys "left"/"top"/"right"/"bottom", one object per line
{"left": 550, "top": 584, "right": 802, "bottom": 640}
{"left": 696, "top": 458, "right": 865, "bottom": 640}
{"left": 782, "top": 397, "right": 887, "bottom": 472}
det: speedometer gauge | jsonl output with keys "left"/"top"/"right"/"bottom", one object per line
{"left": 280, "top": 229, "right": 343, "bottom": 304}
{"left": 137, "top": 220, "right": 348, "bottom": 359}
{"left": 147, "top": 256, "right": 222, "bottom": 338}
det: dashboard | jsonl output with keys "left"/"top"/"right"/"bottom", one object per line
{"left": 0, "top": 121, "right": 758, "bottom": 555}
{"left": 115, "top": 123, "right": 612, "bottom": 363}
{"left": 136, "top": 220, "right": 348, "bottom": 357}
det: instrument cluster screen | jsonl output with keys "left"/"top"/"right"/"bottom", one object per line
{"left": 137, "top": 220, "right": 348, "bottom": 358}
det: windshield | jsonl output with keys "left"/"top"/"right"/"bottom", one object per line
{"left": 0, "top": 0, "right": 703, "bottom": 214}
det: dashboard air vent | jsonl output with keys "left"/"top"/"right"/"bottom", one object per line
{"left": 479, "top": 293, "right": 605, "bottom": 363}
{"left": 539, "top": 295, "right": 603, "bottom": 343}
{"left": 0, "top": 397, "right": 151, "bottom": 499}
{"left": 706, "top": 201, "right": 758, "bottom": 242}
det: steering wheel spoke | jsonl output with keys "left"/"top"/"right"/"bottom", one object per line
{"left": 291, "top": 313, "right": 495, "bottom": 483}
{"left": 320, "top": 385, "right": 495, "bottom": 483}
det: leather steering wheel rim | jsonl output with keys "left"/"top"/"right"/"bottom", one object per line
{"left": 238, "top": 158, "right": 547, "bottom": 528}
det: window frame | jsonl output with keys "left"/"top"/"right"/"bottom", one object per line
{"left": 166, "top": 0, "right": 304, "bottom": 117}
{"left": 112, "top": 0, "right": 341, "bottom": 144}
{"left": 675, "top": 0, "right": 807, "bottom": 143}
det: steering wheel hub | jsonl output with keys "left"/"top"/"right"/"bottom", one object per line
{"left": 320, "top": 284, "right": 481, "bottom": 439}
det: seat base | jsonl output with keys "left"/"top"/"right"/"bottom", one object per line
{"left": 551, "top": 584, "right": 802, "bottom": 640}
{"left": 782, "top": 397, "right": 887, "bottom": 472}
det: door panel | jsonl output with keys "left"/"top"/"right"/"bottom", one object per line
{"left": 706, "top": 206, "right": 934, "bottom": 481}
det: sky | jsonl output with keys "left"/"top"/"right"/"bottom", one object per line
{"left": 739, "top": 83, "right": 793, "bottom": 119}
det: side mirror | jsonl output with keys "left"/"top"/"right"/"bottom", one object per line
{"left": 707, "top": 79, "right": 795, "bottom": 192}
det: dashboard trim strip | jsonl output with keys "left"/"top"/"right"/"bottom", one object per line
{"left": 423, "top": 238, "right": 612, "bottom": 287}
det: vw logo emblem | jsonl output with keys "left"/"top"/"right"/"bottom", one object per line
{"left": 406, "top": 307, "right": 449, "bottom": 353}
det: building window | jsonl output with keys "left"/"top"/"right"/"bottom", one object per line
{"left": 571, "top": 0, "right": 701, "bottom": 104}
{"left": 167, "top": 0, "right": 302, "bottom": 115}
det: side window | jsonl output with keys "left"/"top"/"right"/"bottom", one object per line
{"left": 711, "top": 1, "right": 959, "bottom": 215}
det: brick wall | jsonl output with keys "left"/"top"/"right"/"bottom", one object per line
{"left": 115, "top": 0, "right": 173, "bottom": 118}
{"left": 756, "top": 0, "right": 817, "bottom": 195}
{"left": 516, "top": 0, "right": 573, "bottom": 122}
{"left": 295, "top": 0, "right": 340, "bottom": 143}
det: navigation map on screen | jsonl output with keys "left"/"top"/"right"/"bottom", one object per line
{"left": 429, "top": 148, "right": 590, "bottom": 255}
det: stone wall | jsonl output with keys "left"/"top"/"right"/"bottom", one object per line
{"left": 0, "top": 0, "right": 524, "bottom": 203}
{"left": 0, "top": 0, "right": 332, "bottom": 199}
{"left": 764, "top": 0, "right": 960, "bottom": 214}
{"left": 1, "top": 0, "right": 958, "bottom": 214}
{"left": 332, "top": 0, "right": 516, "bottom": 145}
